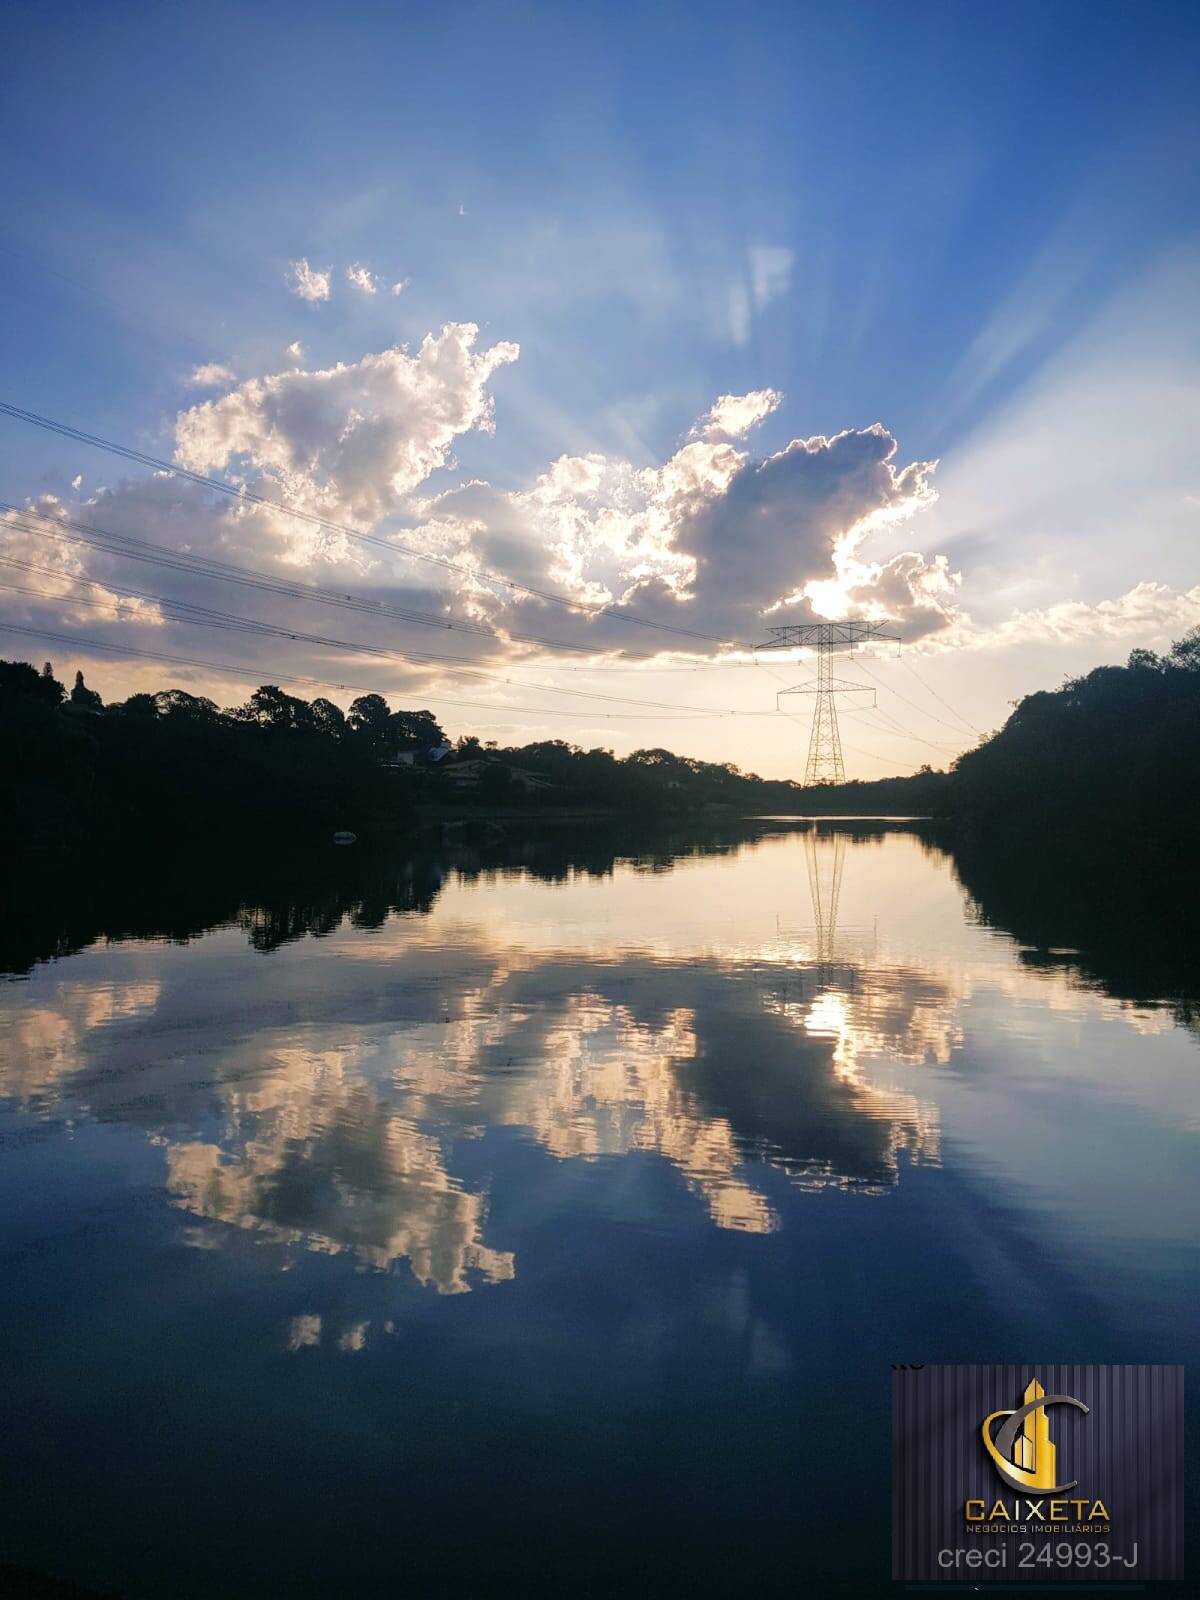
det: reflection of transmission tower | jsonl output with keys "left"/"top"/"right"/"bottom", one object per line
{"left": 756, "top": 621, "right": 899, "bottom": 784}
{"left": 805, "top": 827, "right": 845, "bottom": 984}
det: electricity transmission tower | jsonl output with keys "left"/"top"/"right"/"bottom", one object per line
{"left": 756, "top": 621, "right": 899, "bottom": 785}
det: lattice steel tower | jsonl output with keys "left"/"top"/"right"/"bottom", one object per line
{"left": 756, "top": 621, "right": 899, "bottom": 785}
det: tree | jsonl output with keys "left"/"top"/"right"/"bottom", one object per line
{"left": 70, "top": 670, "right": 103, "bottom": 710}
{"left": 310, "top": 698, "right": 348, "bottom": 740}
{"left": 155, "top": 689, "right": 219, "bottom": 720}
{"left": 389, "top": 708, "right": 446, "bottom": 752}
{"left": 0, "top": 659, "right": 65, "bottom": 706}
{"left": 1127, "top": 648, "right": 1162, "bottom": 672}
{"left": 117, "top": 693, "right": 160, "bottom": 720}
{"left": 1167, "top": 628, "right": 1200, "bottom": 671}
{"left": 234, "top": 685, "right": 316, "bottom": 732}
{"left": 348, "top": 693, "right": 392, "bottom": 750}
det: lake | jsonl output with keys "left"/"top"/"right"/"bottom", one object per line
{"left": 1, "top": 819, "right": 1196, "bottom": 1597}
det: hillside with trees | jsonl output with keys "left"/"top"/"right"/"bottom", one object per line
{"left": 5, "top": 630, "right": 1196, "bottom": 860}
{"left": 0, "top": 662, "right": 418, "bottom": 854}
{"left": 0, "top": 659, "right": 944, "bottom": 855}
{"left": 948, "top": 628, "right": 1200, "bottom": 863}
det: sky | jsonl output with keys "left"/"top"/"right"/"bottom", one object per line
{"left": 1, "top": 0, "right": 1197, "bottom": 780}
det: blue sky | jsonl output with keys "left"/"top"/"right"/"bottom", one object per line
{"left": 1, "top": 0, "right": 1198, "bottom": 777}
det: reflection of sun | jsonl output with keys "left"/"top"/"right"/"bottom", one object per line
{"left": 804, "top": 992, "right": 847, "bottom": 1040}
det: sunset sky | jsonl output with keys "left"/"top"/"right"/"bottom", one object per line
{"left": 2, "top": 0, "right": 1198, "bottom": 779}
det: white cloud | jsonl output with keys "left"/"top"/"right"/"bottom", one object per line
{"left": 289, "top": 258, "right": 331, "bottom": 303}
{"left": 173, "top": 322, "right": 520, "bottom": 524}
{"left": 948, "top": 581, "right": 1200, "bottom": 653}
{"left": 189, "top": 362, "right": 235, "bottom": 388}
{"left": 390, "top": 279, "right": 409, "bottom": 296}
{"left": 693, "top": 389, "right": 783, "bottom": 440}
{"left": 70, "top": 474, "right": 82, "bottom": 490}
{"left": 287, "top": 1314, "right": 322, "bottom": 1350}
{"left": 345, "top": 262, "right": 378, "bottom": 296}
{"left": 286, "top": 341, "right": 304, "bottom": 359}
{"left": 0, "top": 496, "right": 165, "bottom": 625}
{"left": 415, "top": 418, "right": 948, "bottom": 646}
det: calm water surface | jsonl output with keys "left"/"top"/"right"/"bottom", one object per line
{"left": 1, "top": 821, "right": 1196, "bottom": 1597}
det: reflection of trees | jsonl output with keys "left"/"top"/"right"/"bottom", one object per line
{"left": 0, "top": 849, "right": 449, "bottom": 974}
{"left": 951, "top": 842, "right": 1200, "bottom": 1037}
{"left": 2, "top": 818, "right": 937, "bottom": 976}
{"left": 4, "top": 816, "right": 1193, "bottom": 1312}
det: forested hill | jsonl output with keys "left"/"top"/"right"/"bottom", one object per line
{"left": 0, "top": 660, "right": 944, "bottom": 854}
{"left": 4, "top": 630, "right": 1197, "bottom": 858}
{"left": 948, "top": 629, "right": 1200, "bottom": 860}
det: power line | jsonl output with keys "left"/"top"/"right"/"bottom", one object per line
{"left": 0, "top": 499, "right": 691, "bottom": 665}
{"left": 0, "top": 562, "right": 738, "bottom": 715}
{"left": 0, "top": 621, "right": 734, "bottom": 723}
{"left": 755, "top": 655, "right": 928, "bottom": 772}
{"left": 773, "top": 703, "right": 920, "bottom": 773}
{"left": 857, "top": 702, "right": 960, "bottom": 754}
{"left": 0, "top": 401, "right": 732, "bottom": 646}
{"left": 898, "top": 653, "right": 983, "bottom": 736}
{"left": 755, "top": 651, "right": 956, "bottom": 762}
{"left": 852, "top": 653, "right": 976, "bottom": 739}
{"left": 5, "top": 504, "right": 953, "bottom": 742}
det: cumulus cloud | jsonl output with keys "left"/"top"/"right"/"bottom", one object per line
{"left": 189, "top": 362, "right": 235, "bottom": 388}
{"left": 345, "top": 263, "right": 378, "bottom": 296}
{"left": 667, "top": 425, "right": 940, "bottom": 637}
{"left": 414, "top": 419, "right": 948, "bottom": 649}
{"left": 390, "top": 279, "right": 409, "bottom": 296}
{"left": 3, "top": 334, "right": 959, "bottom": 717}
{"left": 173, "top": 322, "right": 520, "bottom": 525}
{"left": 1, "top": 496, "right": 165, "bottom": 625}
{"left": 693, "top": 389, "right": 783, "bottom": 440}
{"left": 289, "top": 258, "right": 331, "bottom": 302}
{"left": 949, "top": 581, "right": 1200, "bottom": 653}
{"left": 286, "top": 341, "right": 304, "bottom": 359}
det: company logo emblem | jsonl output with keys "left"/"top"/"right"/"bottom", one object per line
{"left": 981, "top": 1377, "right": 1089, "bottom": 1493}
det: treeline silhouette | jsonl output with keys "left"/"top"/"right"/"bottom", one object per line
{"left": 4, "top": 628, "right": 1198, "bottom": 857}
{"left": 948, "top": 628, "right": 1200, "bottom": 864}
{"left": 445, "top": 733, "right": 948, "bottom": 815}
{"left": 0, "top": 659, "right": 942, "bottom": 854}
{"left": 0, "top": 663, "right": 429, "bottom": 854}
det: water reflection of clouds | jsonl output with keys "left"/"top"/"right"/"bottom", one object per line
{"left": 1, "top": 831, "right": 1194, "bottom": 1299}
{"left": 1, "top": 935, "right": 949, "bottom": 1287}
{"left": 3, "top": 978, "right": 162, "bottom": 1101}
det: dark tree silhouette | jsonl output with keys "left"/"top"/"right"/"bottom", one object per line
{"left": 70, "top": 670, "right": 103, "bottom": 710}
{"left": 1, "top": 660, "right": 65, "bottom": 706}
{"left": 233, "top": 684, "right": 316, "bottom": 731}
{"left": 311, "top": 697, "right": 348, "bottom": 739}
{"left": 389, "top": 708, "right": 446, "bottom": 751}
